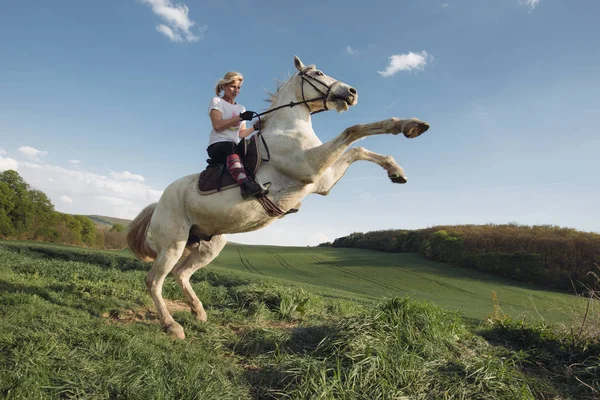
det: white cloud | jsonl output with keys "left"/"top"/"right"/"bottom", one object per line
{"left": 18, "top": 146, "right": 48, "bottom": 161}
{"left": 377, "top": 51, "right": 431, "bottom": 77}
{"left": 0, "top": 149, "right": 6, "bottom": 155}
{"left": 441, "top": 3, "right": 449, "bottom": 8}
{"left": 0, "top": 157, "right": 19, "bottom": 172}
{"left": 142, "top": 0, "right": 206, "bottom": 43}
{"left": 60, "top": 195, "right": 73, "bottom": 204}
{"left": 69, "top": 160, "right": 81, "bottom": 165}
{"left": 110, "top": 171, "right": 146, "bottom": 182}
{"left": 14, "top": 161, "right": 162, "bottom": 219}
{"left": 156, "top": 24, "right": 180, "bottom": 42}
{"left": 346, "top": 46, "right": 358, "bottom": 55}
{"left": 520, "top": 0, "right": 540, "bottom": 11}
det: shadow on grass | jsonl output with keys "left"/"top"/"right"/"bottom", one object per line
{"left": 312, "top": 252, "right": 571, "bottom": 298}
{"left": 0, "top": 279, "right": 73, "bottom": 309}
{"left": 1, "top": 242, "right": 150, "bottom": 272}
{"left": 479, "top": 323, "right": 600, "bottom": 399}
{"left": 232, "top": 324, "right": 339, "bottom": 357}
{"left": 0, "top": 279, "right": 141, "bottom": 318}
{"left": 191, "top": 269, "right": 251, "bottom": 288}
{"left": 232, "top": 324, "right": 340, "bottom": 399}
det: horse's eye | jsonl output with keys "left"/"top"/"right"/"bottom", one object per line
{"left": 315, "top": 71, "right": 324, "bottom": 76}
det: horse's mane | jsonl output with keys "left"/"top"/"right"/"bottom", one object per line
{"left": 265, "top": 65, "right": 316, "bottom": 106}
{"left": 258, "top": 65, "right": 316, "bottom": 130}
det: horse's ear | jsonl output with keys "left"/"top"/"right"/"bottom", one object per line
{"left": 294, "top": 56, "right": 305, "bottom": 72}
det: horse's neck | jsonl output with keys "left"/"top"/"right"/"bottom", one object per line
{"left": 257, "top": 78, "right": 322, "bottom": 209}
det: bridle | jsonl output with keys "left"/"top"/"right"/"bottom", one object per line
{"left": 298, "top": 69, "right": 339, "bottom": 115}
{"left": 253, "top": 68, "right": 339, "bottom": 119}
{"left": 247, "top": 69, "right": 339, "bottom": 163}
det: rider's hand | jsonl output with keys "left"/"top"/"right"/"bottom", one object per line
{"left": 240, "top": 111, "right": 254, "bottom": 121}
{"left": 253, "top": 120, "right": 262, "bottom": 131}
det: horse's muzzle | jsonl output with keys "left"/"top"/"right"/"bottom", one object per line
{"left": 331, "top": 84, "right": 358, "bottom": 112}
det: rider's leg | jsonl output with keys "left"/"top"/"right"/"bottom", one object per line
{"left": 207, "top": 141, "right": 266, "bottom": 199}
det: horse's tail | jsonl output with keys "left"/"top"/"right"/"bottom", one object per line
{"left": 126, "top": 203, "right": 158, "bottom": 262}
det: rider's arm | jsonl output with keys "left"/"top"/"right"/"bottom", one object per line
{"left": 209, "top": 109, "right": 242, "bottom": 132}
{"left": 238, "top": 123, "right": 256, "bottom": 139}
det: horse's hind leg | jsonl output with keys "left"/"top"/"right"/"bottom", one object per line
{"left": 171, "top": 235, "right": 227, "bottom": 322}
{"left": 147, "top": 239, "right": 187, "bottom": 339}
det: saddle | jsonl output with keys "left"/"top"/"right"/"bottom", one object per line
{"left": 198, "top": 136, "right": 262, "bottom": 195}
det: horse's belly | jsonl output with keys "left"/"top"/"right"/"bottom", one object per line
{"left": 185, "top": 193, "right": 276, "bottom": 235}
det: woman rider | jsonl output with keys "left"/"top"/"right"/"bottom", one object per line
{"left": 207, "top": 71, "right": 266, "bottom": 199}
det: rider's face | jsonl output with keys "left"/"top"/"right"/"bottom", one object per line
{"left": 223, "top": 79, "right": 243, "bottom": 101}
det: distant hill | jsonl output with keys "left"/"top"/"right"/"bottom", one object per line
{"left": 331, "top": 224, "right": 600, "bottom": 293}
{"left": 84, "top": 215, "right": 132, "bottom": 228}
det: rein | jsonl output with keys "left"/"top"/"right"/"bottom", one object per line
{"left": 253, "top": 69, "right": 338, "bottom": 119}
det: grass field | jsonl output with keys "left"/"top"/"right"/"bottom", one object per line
{"left": 210, "top": 243, "right": 587, "bottom": 325}
{"left": 5, "top": 240, "right": 587, "bottom": 324}
{"left": 1, "top": 240, "right": 598, "bottom": 399}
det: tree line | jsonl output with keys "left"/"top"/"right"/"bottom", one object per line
{"left": 329, "top": 224, "right": 600, "bottom": 292}
{"left": 0, "top": 170, "right": 127, "bottom": 249}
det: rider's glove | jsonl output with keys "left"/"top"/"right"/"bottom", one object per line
{"left": 240, "top": 111, "right": 254, "bottom": 121}
{"left": 253, "top": 120, "right": 262, "bottom": 131}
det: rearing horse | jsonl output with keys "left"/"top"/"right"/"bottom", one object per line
{"left": 127, "top": 56, "right": 430, "bottom": 339}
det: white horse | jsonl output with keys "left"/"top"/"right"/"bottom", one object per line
{"left": 127, "top": 56, "right": 430, "bottom": 339}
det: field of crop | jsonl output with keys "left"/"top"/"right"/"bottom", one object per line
{"left": 1, "top": 240, "right": 598, "bottom": 399}
{"left": 209, "top": 243, "right": 586, "bottom": 325}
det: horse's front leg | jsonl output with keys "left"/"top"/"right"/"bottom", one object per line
{"left": 301, "top": 118, "right": 428, "bottom": 183}
{"left": 312, "top": 147, "right": 407, "bottom": 195}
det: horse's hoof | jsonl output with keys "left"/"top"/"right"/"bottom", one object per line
{"left": 403, "top": 120, "right": 430, "bottom": 139}
{"left": 164, "top": 322, "right": 185, "bottom": 340}
{"left": 193, "top": 310, "right": 207, "bottom": 323}
{"left": 389, "top": 174, "right": 407, "bottom": 184}
{"left": 387, "top": 165, "right": 407, "bottom": 184}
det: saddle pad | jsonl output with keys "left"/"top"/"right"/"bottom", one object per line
{"left": 198, "top": 136, "right": 262, "bottom": 195}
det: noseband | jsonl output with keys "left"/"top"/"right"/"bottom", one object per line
{"left": 298, "top": 69, "right": 339, "bottom": 115}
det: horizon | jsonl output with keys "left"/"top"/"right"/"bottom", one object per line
{"left": 1, "top": 0, "right": 599, "bottom": 246}
{"left": 83, "top": 212, "right": 600, "bottom": 242}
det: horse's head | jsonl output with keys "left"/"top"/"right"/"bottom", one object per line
{"left": 294, "top": 56, "right": 358, "bottom": 113}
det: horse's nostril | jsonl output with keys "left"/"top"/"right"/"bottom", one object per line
{"left": 349, "top": 87, "right": 357, "bottom": 95}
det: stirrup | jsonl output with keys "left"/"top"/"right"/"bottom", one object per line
{"left": 258, "top": 181, "right": 272, "bottom": 195}
{"left": 241, "top": 181, "right": 265, "bottom": 200}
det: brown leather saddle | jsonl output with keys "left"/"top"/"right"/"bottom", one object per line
{"left": 197, "top": 136, "right": 262, "bottom": 195}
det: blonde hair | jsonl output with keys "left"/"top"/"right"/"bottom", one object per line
{"left": 215, "top": 71, "right": 244, "bottom": 96}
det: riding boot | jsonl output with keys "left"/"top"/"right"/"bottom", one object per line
{"left": 240, "top": 181, "right": 265, "bottom": 200}
{"left": 226, "top": 154, "right": 268, "bottom": 199}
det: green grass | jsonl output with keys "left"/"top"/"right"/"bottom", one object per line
{"left": 3, "top": 240, "right": 591, "bottom": 325}
{"left": 1, "top": 240, "right": 598, "bottom": 399}
{"left": 0, "top": 244, "right": 249, "bottom": 399}
{"left": 213, "top": 243, "right": 588, "bottom": 326}
{"left": 4, "top": 240, "right": 588, "bottom": 324}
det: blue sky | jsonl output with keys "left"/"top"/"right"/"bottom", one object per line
{"left": 1, "top": 0, "right": 598, "bottom": 246}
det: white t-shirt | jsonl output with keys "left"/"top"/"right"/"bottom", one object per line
{"left": 207, "top": 96, "right": 246, "bottom": 146}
